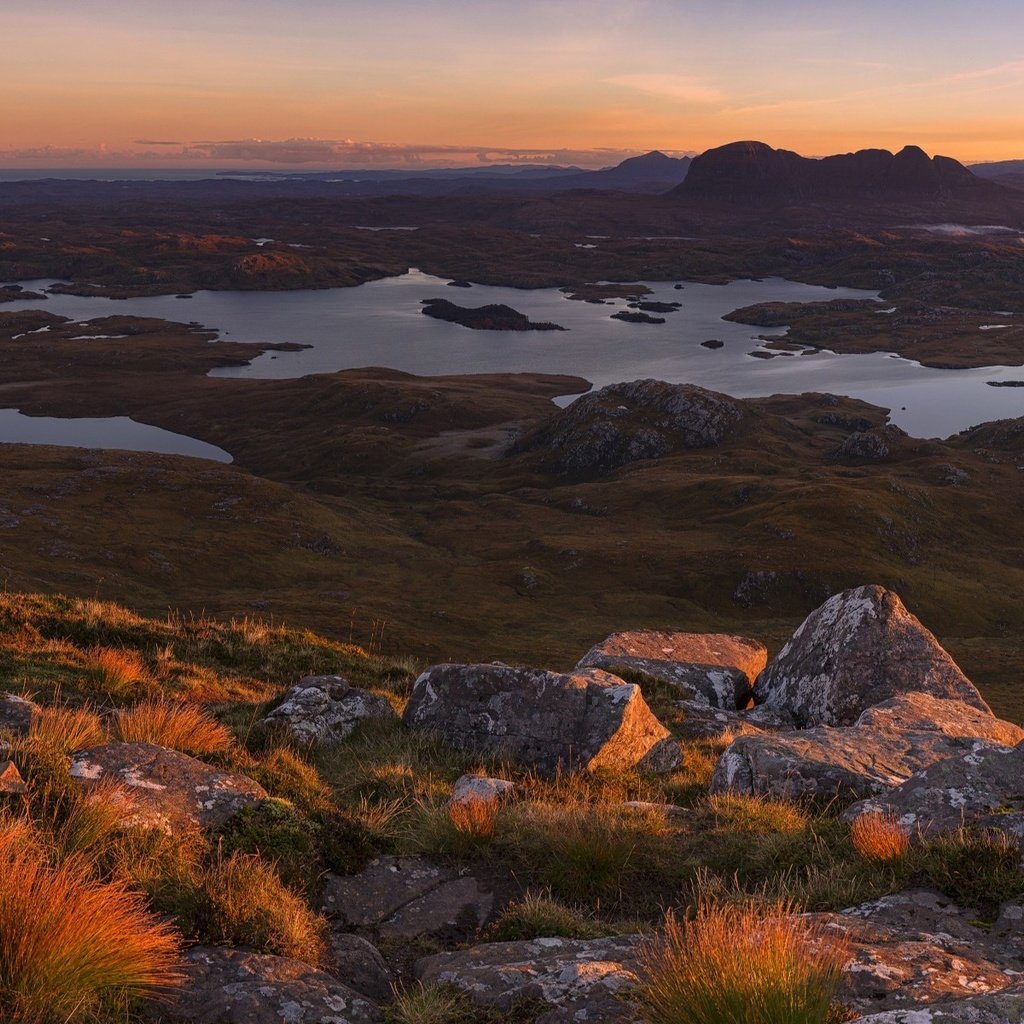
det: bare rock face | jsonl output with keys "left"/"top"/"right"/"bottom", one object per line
{"left": 325, "top": 934, "right": 395, "bottom": 1004}
{"left": 832, "top": 424, "right": 909, "bottom": 463}
{"left": 151, "top": 946, "right": 382, "bottom": 1023}
{"left": 754, "top": 586, "right": 988, "bottom": 727}
{"left": 262, "top": 675, "right": 398, "bottom": 745}
{"left": 403, "top": 664, "right": 670, "bottom": 775}
{"left": 69, "top": 742, "right": 267, "bottom": 832}
{"left": 845, "top": 739, "right": 1024, "bottom": 840}
{"left": 414, "top": 935, "right": 644, "bottom": 1023}
{"left": 849, "top": 989, "right": 1024, "bottom": 1023}
{"left": 514, "top": 379, "right": 745, "bottom": 476}
{"left": 576, "top": 630, "right": 766, "bottom": 709}
{"left": 0, "top": 692, "right": 40, "bottom": 736}
{"left": 712, "top": 693, "right": 1020, "bottom": 800}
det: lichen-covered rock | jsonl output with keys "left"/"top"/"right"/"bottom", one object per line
{"left": 713, "top": 693, "right": 1019, "bottom": 800}
{"left": 325, "top": 934, "right": 395, "bottom": 1004}
{"left": 403, "top": 664, "right": 669, "bottom": 775}
{"left": 576, "top": 630, "right": 766, "bottom": 709}
{"left": 414, "top": 934, "right": 644, "bottom": 1023}
{"left": 150, "top": 946, "right": 382, "bottom": 1023}
{"left": 69, "top": 742, "right": 267, "bottom": 832}
{"left": 449, "top": 774, "right": 516, "bottom": 807}
{"left": 845, "top": 738, "right": 1024, "bottom": 839}
{"left": 514, "top": 379, "right": 745, "bottom": 475}
{"left": 0, "top": 759, "right": 27, "bottom": 794}
{"left": 0, "top": 692, "right": 40, "bottom": 736}
{"left": 754, "top": 586, "right": 988, "bottom": 727}
{"left": 849, "top": 989, "right": 1024, "bottom": 1023}
{"left": 832, "top": 424, "right": 908, "bottom": 462}
{"left": 672, "top": 699, "right": 789, "bottom": 740}
{"left": 262, "top": 675, "right": 398, "bottom": 745}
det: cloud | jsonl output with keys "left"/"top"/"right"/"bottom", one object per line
{"left": 134, "top": 139, "right": 183, "bottom": 146}
{"left": 604, "top": 73, "right": 725, "bottom": 105}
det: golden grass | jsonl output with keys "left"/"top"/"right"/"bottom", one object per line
{"left": 850, "top": 812, "right": 910, "bottom": 864}
{"left": 0, "top": 819, "right": 182, "bottom": 1024}
{"left": 707, "top": 793, "right": 810, "bottom": 834}
{"left": 448, "top": 795, "right": 500, "bottom": 840}
{"left": 83, "top": 645, "right": 148, "bottom": 693}
{"left": 639, "top": 901, "right": 849, "bottom": 1024}
{"left": 28, "top": 702, "right": 107, "bottom": 754}
{"left": 113, "top": 699, "right": 233, "bottom": 755}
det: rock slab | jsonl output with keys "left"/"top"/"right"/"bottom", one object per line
{"left": 262, "top": 675, "right": 398, "bottom": 745}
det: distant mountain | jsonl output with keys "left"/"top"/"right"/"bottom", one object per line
{"left": 542, "top": 151, "right": 691, "bottom": 192}
{"left": 674, "top": 141, "right": 998, "bottom": 202}
{"left": 970, "top": 160, "right": 1024, "bottom": 191}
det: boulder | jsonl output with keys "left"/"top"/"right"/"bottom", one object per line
{"left": 403, "top": 665, "right": 669, "bottom": 775}
{"left": 318, "top": 855, "right": 493, "bottom": 941}
{"left": 0, "top": 760, "right": 27, "bottom": 794}
{"left": 753, "top": 586, "right": 988, "bottom": 727}
{"left": 151, "top": 946, "right": 382, "bottom": 1023}
{"left": 262, "top": 676, "right": 398, "bottom": 745}
{"left": 849, "top": 989, "right": 1024, "bottom": 1023}
{"left": 845, "top": 739, "right": 1024, "bottom": 839}
{"left": 672, "top": 699, "right": 788, "bottom": 740}
{"left": 712, "top": 694, "right": 1020, "bottom": 800}
{"left": 0, "top": 693, "right": 40, "bottom": 736}
{"left": 325, "top": 934, "right": 395, "bottom": 1004}
{"left": 414, "top": 934, "right": 644, "bottom": 1023}
{"left": 449, "top": 774, "right": 516, "bottom": 807}
{"left": 576, "top": 630, "right": 766, "bottom": 709}
{"left": 69, "top": 742, "right": 267, "bottom": 832}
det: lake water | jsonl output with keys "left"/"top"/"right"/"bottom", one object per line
{"left": 3, "top": 270, "right": 1024, "bottom": 441}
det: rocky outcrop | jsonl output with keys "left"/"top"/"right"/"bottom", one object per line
{"left": 152, "top": 946, "right": 382, "bottom": 1023}
{"left": 0, "top": 692, "right": 40, "bottom": 736}
{"left": 753, "top": 586, "right": 988, "bottom": 727}
{"left": 514, "top": 380, "right": 745, "bottom": 476}
{"left": 414, "top": 935, "right": 644, "bottom": 1023}
{"left": 402, "top": 664, "right": 669, "bottom": 775}
{"left": 421, "top": 298, "right": 566, "bottom": 332}
{"left": 845, "top": 739, "right": 1024, "bottom": 840}
{"left": 325, "top": 934, "right": 395, "bottom": 1004}
{"left": 832, "top": 425, "right": 909, "bottom": 462}
{"left": 610, "top": 310, "right": 665, "bottom": 324}
{"left": 262, "top": 676, "right": 398, "bottom": 745}
{"left": 576, "top": 629, "right": 767, "bottom": 709}
{"left": 69, "top": 742, "right": 267, "bottom": 832}
{"left": 712, "top": 693, "right": 1022, "bottom": 800}
{"left": 850, "top": 989, "right": 1024, "bottom": 1023}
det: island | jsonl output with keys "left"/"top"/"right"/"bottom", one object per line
{"left": 420, "top": 297, "right": 566, "bottom": 331}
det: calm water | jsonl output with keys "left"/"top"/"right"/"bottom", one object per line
{"left": 3, "top": 270, "right": 1024, "bottom": 440}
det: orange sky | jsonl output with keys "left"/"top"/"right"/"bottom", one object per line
{"left": 4, "top": 2, "right": 1024, "bottom": 168}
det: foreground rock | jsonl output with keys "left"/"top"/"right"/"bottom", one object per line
{"left": 69, "top": 742, "right": 267, "bottom": 832}
{"left": 318, "top": 855, "right": 493, "bottom": 942}
{"left": 712, "top": 693, "right": 1022, "bottom": 799}
{"left": 850, "top": 988, "right": 1024, "bottom": 1022}
{"left": 415, "top": 934, "right": 643, "bottom": 1023}
{"left": 754, "top": 586, "right": 988, "bottom": 727}
{"left": 0, "top": 692, "right": 40, "bottom": 736}
{"left": 325, "top": 934, "right": 395, "bottom": 1004}
{"left": 262, "top": 675, "right": 398, "bottom": 745}
{"left": 0, "top": 760, "right": 27, "bottom": 793}
{"left": 403, "top": 664, "right": 669, "bottom": 775}
{"left": 151, "top": 946, "right": 382, "bottom": 1023}
{"left": 449, "top": 774, "right": 516, "bottom": 807}
{"left": 846, "top": 738, "right": 1024, "bottom": 839}
{"left": 514, "top": 379, "right": 745, "bottom": 476}
{"left": 576, "top": 630, "right": 767, "bottom": 709}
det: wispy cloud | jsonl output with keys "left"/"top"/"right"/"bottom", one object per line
{"left": 603, "top": 74, "right": 725, "bottom": 105}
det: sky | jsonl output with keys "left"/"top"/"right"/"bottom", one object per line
{"left": 3, "top": 0, "right": 1024, "bottom": 169}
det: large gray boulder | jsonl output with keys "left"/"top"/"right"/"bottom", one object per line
{"left": 0, "top": 692, "right": 40, "bottom": 736}
{"left": 850, "top": 989, "right": 1024, "bottom": 1023}
{"left": 754, "top": 586, "right": 988, "bottom": 726}
{"left": 845, "top": 738, "right": 1024, "bottom": 839}
{"left": 150, "top": 946, "right": 382, "bottom": 1023}
{"left": 576, "top": 630, "right": 766, "bottom": 709}
{"left": 262, "top": 675, "right": 398, "bottom": 745}
{"left": 414, "top": 935, "right": 644, "bottom": 1024}
{"left": 403, "top": 664, "right": 669, "bottom": 775}
{"left": 69, "top": 742, "right": 267, "bottom": 832}
{"left": 712, "top": 693, "right": 1022, "bottom": 800}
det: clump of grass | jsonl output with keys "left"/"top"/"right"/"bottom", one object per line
{"left": 707, "top": 793, "right": 809, "bottom": 834}
{"left": 0, "top": 819, "right": 182, "bottom": 1024}
{"left": 250, "top": 745, "right": 332, "bottom": 812}
{"left": 850, "top": 812, "right": 910, "bottom": 864}
{"left": 28, "top": 702, "right": 106, "bottom": 754}
{"left": 448, "top": 795, "right": 500, "bottom": 841}
{"left": 638, "top": 901, "right": 848, "bottom": 1024}
{"left": 113, "top": 699, "right": 233, "bottom": 755}
{"left": 83, "top": 645, "right": 148, "bottom": 694}
{"left": 487, "top": 888, "right": 624, "bottom": 942}
{"left": 28, "top": 780, "right": 127, "bottom": 863}
{"left": 385, "top": 984, "right": 542, "bottom": 1024}
{"left": 219, "top": 799, "right": 322, "bottom": 890}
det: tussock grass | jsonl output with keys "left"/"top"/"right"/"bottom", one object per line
{"left": 28, "top": 701, "right": 107, "bottom": 753}
{"left": 638, "top": 901, "right": 848, "bottom": 1024}
{"left": 448, "top": 795, "right": 500, "bottom": 841}
{"left": 850, "top": 812, "right": 910, "bottom": 864}
{"left": 113, "top": 698, "right": 233, "bottom": 755}
{"left": 707, "top": 793, "right": 810, "bottom": 834}
{"left": 83, "top": 645, "right": 148, "bottom": 694}
{"left": 0, "top": 818, "right": 181, "bottom": 1024}
{"left": 487, "top": 888, "right": 634, "bottom": 942}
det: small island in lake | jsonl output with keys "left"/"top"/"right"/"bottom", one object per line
{"left": 421, "top": 297, "right": 567, "bottom": 331}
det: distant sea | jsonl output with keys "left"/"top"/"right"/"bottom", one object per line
{"left": 0, "top": 169, "right": 243, "bottom": 181}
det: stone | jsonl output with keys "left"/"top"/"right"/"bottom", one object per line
{"left": 849, "top": 989, "right": 1024, "bottom": 1023}
{"left": 0, "top": 759, "right": 27, "bottom": 794}
{"left": 753, "top": 586, "right": 988, "bottom": 727}
{"left": 845, "top": 738, "right": 1024, "bottom": 839}
{"left": 712, "top": 694, "right": 1021, "bottom": 800}
{"left": 636, "top": 737, "right": 684, "bottom": 773}
{"left": 69, "top": 742, "right": 267, "bottom": 832}
{"left": 449, "top": 774, "right": 516, "bottom": 807}
{"left": 672, "top": 699, "right": 788, "bottom": 740}
{"left": 262, "top": 676, "right": 398, "bottom": 745}
{"left": 0, "top": 692, "right": 40, "bottom": 736}
{"left": 377, "top": 875, "right": 493, "bottom": 942}
{"left": 151, "top": 945, "right": 382, "bottom": 1023}
{"left": 325, "top": 934, "right": 395, "bottom": 1004}
{"left": 576, "top": 630, "right": 767, "bottom": 709}
{"left": 414, "top": 934, "right": 644, "bottom": 1023}
{"left": 403, "top": 664, "right": 669, "bottom": 775}
{"left": 832, "top": 425, "right": 908, "bottom": 462}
